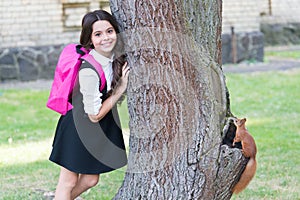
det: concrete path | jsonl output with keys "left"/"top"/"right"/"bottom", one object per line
{"left": 223, "top": 57, "right": 300, "bottom": 74}
{"left": 0, "top": 79, "right": 53, "bottom": 90}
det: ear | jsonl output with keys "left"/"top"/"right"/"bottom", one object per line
{"left": 242, "top": 118, "right": 247, "bottom": 123}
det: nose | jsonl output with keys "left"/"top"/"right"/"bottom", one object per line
{"left": 103, "top": 33, "right": 109, "bottom": 40}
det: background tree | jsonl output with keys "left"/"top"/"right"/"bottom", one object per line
{"left": 110, "top": 0, "right": 248, "bottom": 199}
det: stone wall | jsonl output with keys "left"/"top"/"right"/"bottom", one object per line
{"left": 0, "top": 45, "right": 64, "bottom": 82}
{"left": 0, "top": 30, "right": 265, "bottom": 83}
{"left": 261, "top": 22, "right": 300, "bottom": 46}
{"left": 222, "top": 32, "right": 264, "bottom": 64}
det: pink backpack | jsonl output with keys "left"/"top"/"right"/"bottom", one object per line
{"left": 47, "top": 44, "right": 106, "bottom": 115}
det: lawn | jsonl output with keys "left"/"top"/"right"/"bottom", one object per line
{"left": 264, "top": 49, "right": 300, "bottom": 59}
{"left": 0, "top": 90, "right": 129, "bottom": 199}
{"left": 227, "top": 69, "right": 300, "bottom": 200}
{"left": 0, "top": 68, "right": 299, "bottom": 199}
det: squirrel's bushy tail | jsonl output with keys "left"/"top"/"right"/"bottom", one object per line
{"left": 232, "top": 158, "right": 257, "bottom": 194}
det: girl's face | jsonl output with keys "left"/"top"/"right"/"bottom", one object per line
{"left": 91, "top": 20, "right": 117, "bottom": 58}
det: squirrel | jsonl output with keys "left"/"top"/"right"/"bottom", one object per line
{"left": 232, "top": 117, "right": 257, "bottom": 194}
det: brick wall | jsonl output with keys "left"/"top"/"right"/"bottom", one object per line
{"left": 222, "top": 0, "right": 300, "bottom": 34}
{"left": 1, "top": 0, "right": 300, "bottom": 48}
{"left": 0, "top": 0, "right": 110, "bottom": 48}
{"left": 222, "top": 0, "right": 263, "bottom": 34}
{"left": 261, "top": 0, "right": 300, "bottom": 23}
{"left": 277, "top": 0, "right": 300, "bottom": 22}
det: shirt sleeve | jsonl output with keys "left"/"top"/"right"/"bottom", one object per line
{"left": 79, "top": 68, "right": 102, "bottom": 115}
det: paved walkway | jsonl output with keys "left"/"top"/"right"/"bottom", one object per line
{"left": 0, "top": 79, "right": 53, "bottom": 90}
{"left": 223, "top": 57, "right": 300, "bottom": 74}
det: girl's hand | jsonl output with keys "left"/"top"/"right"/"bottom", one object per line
{"left": 117, "top": 62, "right": 130, "bottom": 94}
{"left": 90, "top": 62, "right": 130, "bottom": 123}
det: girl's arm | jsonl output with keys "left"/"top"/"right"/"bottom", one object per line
{"left": 88, "top": 62, "right": 129, "bottom": 123}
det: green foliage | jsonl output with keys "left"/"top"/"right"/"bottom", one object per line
{"left": 0, "top": 68, "right": 299, "bottom": 199}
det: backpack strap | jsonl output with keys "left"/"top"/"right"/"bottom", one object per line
{"left": 81, "top": 54, "right": 106, "bottom": 92}
{"left": 76, "top": 44, "right": 89, "bottom": 55}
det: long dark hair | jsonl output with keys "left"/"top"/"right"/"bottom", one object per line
{"left": 80, "top": 10, "right": 126, "bottom": 98}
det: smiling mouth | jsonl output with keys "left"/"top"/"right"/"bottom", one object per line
{"left": 101, "top": 42, "right": 112, "bottom": 46}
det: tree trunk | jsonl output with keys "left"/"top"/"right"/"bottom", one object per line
{"left": 110, "top": 0, "right": 247, "bottom": 199}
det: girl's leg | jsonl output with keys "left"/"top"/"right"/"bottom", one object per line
{"left": 71, "top": 174, "right": 100, "bottom": 199}
{"left": 55, "top": 167, "right": 78, "bottom": 200}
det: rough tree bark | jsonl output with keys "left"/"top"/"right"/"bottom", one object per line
{"left": 110, "top": 0, "right": 248, "bottom": 199}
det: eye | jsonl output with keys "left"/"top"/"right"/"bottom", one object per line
{"left": 107, "top": 28, "right": 115, "bottom": 34}
{"left": 95, "top": 33, "right": 101, "bottom": 37}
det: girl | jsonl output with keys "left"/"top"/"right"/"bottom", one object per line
{"left": 49, "top": 10, "right": 129, "bottom": 199}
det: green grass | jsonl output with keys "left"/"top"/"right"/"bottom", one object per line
{"left": 0, "top": 89, "right": 129, "bottom": 199}
{"left": 0, "top": 67, "right": 300, "bottom": 199}
{"left": 265, "top": 50, "right": 300, "bottom": 59}
{"left": 227, "top": 69, "right": 300, "bottom": 200}
{"left": 0, "top": 90, "right": 57, "bottom": 145}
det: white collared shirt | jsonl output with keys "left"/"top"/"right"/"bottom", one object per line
{"left": 79, "top": 49, "right": 114, "bottom": 115}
